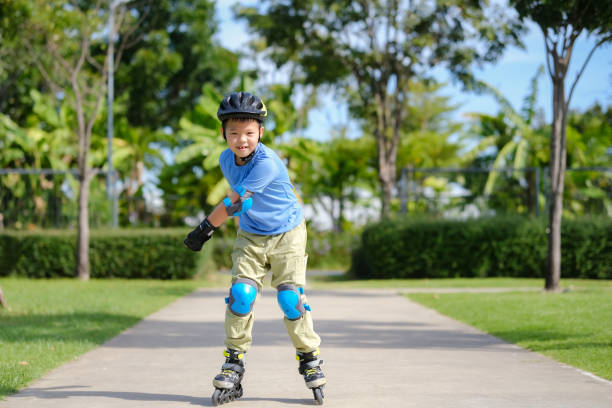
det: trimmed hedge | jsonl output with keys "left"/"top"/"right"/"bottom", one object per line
{"left": 350, "top": 217, "right": 612, "bottom": 279}
{"left": 0, "top": 229, "right": 211, "bottom": 279}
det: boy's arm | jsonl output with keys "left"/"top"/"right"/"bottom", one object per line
{"left": 207, "top": 191, "right": 241, "bottom": 227}
{"left": 184, "top": 189, "right": 252, "bottom": 251}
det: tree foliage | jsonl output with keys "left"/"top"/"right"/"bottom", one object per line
{"left": 298, "top": 134, "right": 377, "bottom": 231}
{"left": 0, "top": 91, "right": 77, "bottom": 228}
{"left": 238, "top": 0, "right": 525, "bottom": 216}
{"left": 15, "top": 0, "right": 143, "bottom": 279}
{"left": 171, "top": 84, "right": 227, "bottom": 213}
{"left": 564, "top": 104, "right": 612, "bottom": 216}
{"left": 114, "top": 0, "right": 239, "bottom": 131}
{"left": 464, "top": 67, "right": 548, "bottom": 214}
{"left": 0, "top": 0, "right": 239, "bottom": 233}
{"left": 0, "top": 0, "right": 43, "bottom": 124}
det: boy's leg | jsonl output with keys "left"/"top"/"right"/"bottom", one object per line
{"left": 224, "top": 229, "right": 267, "bottom": 352}
{"left": 269, "top": 221, "right": 321, "bottom": 352}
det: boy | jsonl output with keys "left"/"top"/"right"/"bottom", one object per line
{"left": 184, "top": 92, "right": 326, "bottom": 405}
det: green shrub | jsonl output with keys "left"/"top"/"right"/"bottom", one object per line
{"left": 306, "top": 228, "right": 356, "bottom": 269}
{"left": 560, "top": 218, "right": 612, "bottom": 279}
{"left": 351, "top": 217, "right": 612, "bottom": 279}
{"left": 212, "top": 236, "right": 234, "bottom": 270}
{"left": 0, "top": 229, "right": 211, "bottom": 279}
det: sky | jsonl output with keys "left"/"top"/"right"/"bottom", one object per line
{"left": 215, "top": 0, "right": 612, "bottom": 141}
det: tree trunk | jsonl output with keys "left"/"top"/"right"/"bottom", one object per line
{"left": 378, "top": 157, "right": 395, "bottom": 218}
{"left": 527, "top": 169, "right": 536, "bottom": 215}
{"left": 337, "top": 194, "right": 345, "bottom": 233}
{"left": 76, "top": 167, "right": 92, "bottom": 281}
{"left": 546, "top": 66, "right": 568, "bottom": 292}
{"left": 376, "top": 126, "right": 397, "bottom": 218}
{"left": 0, "top": 285, "right": 8, "bottom": 309}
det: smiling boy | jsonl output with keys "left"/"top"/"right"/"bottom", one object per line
{"left": 184, "top": 92, "right": 326, "bottom": 405}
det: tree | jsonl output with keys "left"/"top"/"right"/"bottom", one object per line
{"left": 101, "top": 122, "right": 166, "bottom": 224}
{"left": 99, "top": 0, "right": 238, "bottom": 226}
{"left": 395, "top": 80, "right": 464, "bottom": 215}
{"left": 0, "top": 90, "right": 77, "bottom": 228}
{"left": 564, "top": 104, "right": 612, "bottom": 216}
{"left": 238, "top": 0, "right": 524, "bottom": 216}
{"left": 0, "top": 0, "right": 43, "bottom": 124}
{"left": 114, "top": 0, "right": 238, "bottom": 132}
{"left": 464, "top": 67, "right": 549, "bottom": 214}
{"left": 20, "top": 0, "right": 140, "bottom": 280}
{"left": 259, "top": 83, "right": 318, "bottom": 144}
{"left": 510, "top": 0, "right": 612, "bottom": 291}
{"left": 173, "top": 84, "right": 229, "bottom": 210}
{"left": 298, "top": 134, "right": 377, "bottom": 231}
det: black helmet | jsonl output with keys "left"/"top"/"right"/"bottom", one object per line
{"left": 217, "top": 92, "right": 267, "bottom": 122}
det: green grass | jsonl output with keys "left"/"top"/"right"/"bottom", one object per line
{"left": 0, "top": 278, "right": 203, "bottom": 399}
{"left": 308, "top": 275, "right": 612, "bottom": 290}
{"left": 2, "top": 276, "right": 610, "bottom": 399}
{"left": 407, "top": 288, "right": 612, "bottom": 381}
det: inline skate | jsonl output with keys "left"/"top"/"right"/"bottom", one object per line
{"left": 211, "top": 349, "right": 245, "bottom": 406}
{"left": 297, "top": 349, "right": 326, "bottom": 405}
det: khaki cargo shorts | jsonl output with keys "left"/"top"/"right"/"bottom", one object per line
{"left": 224, "top": 220, "right": 321, "bottom": 353}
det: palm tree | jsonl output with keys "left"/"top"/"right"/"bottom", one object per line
{"left": 98, "top": 123, "right": 165, "bottom": 224}
{"left": 465, "top": 66, "right": 548, "bottom": 214}
{"left": 396, "top": 80, "right": 464, "bottom": 215}
{"left": 0, "top": 90, "right": 76, "bottom": 228}
{"left": 175, "top": 85, "right": 229, "bottom": 206}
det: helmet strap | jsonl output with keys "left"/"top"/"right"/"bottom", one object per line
{"left": 235, "top": 149, "right": 256, "bottom": 165}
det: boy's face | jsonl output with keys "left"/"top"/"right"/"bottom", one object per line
{"left": 224, "top": 119, "right": 263, "bottom": 160}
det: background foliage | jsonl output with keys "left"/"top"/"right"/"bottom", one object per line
{"left": 0, "top": 0, "right": 610, "bottom": 281}
{"left": 0, "top": 229, "right": 211, "bottom": 279}
{"left": 351, "top": 216, "right": 612, "bottom": 280}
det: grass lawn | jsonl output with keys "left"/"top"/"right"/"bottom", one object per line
{"left": 308, "top": 275, "right": 612, "bottom": 290}
{"left": 0, "top": 278, "right": 203, "bottom": 399}
{"left": 2, "top": 275, "right": 610, "bottom": 399}
{"left": 407, "top": 288, "right": 612, "bottom": 381}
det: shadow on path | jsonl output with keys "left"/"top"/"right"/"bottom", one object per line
{"left": 12, "top": 386, "right": 205, "bottom": 405}
{"left": 13, "top": 386, "right": 313, "bottom": 407}
{"left": 95, "top": 316, "right": 506, "bottom": 350}
{"left": 239, "top": 397, "right": 313, "bottom": 406}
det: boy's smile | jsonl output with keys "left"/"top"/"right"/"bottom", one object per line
{"left": 224, "top": 119, "right": 263, "bottom": 164}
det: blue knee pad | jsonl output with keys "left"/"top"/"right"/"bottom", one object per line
{"left": 277, "top": 284, "right": 308, "bottom": 321}
{"left": 226, "top": 278, "right": 258, "bottom": 316}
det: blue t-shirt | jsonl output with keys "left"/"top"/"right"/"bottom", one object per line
{"left": 219, "top": 143, "right": 303, "bottom": 235}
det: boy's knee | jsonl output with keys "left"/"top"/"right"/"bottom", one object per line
{"left": 277, "top": 284, "right": 310, "bottom": 320}
{"left": 226, "top": 278, "right": 258, "bottom": 316}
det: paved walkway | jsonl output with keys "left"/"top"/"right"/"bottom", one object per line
{"left": 2, "top": 287, "right": 611, "bottom": 407}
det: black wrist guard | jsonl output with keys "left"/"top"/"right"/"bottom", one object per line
{"left": 184, "top": 218, "right": 216, "bottom": 252}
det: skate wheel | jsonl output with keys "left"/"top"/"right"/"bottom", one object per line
{"left": 212, "top": 389, "right": 222, "bottom": 406}
{"left": 313, "top": 387, "right": 324, "bottom": 405}
{"left": 236, "top": 384, "right": 244, "bottom": 399}
{"left": 212, "top": 385, "right": 243, "bottom": 406}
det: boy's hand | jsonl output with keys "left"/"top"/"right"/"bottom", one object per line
{"left": 184, "top": 218, "right": 216, "bottom": 251}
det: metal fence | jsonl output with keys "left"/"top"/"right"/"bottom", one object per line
{"left": 0, "top": 168, "right": 118, "bottom": 229}
{"left": 1, "top": 166, "right": 611, "bottom": 229}
{"left": 398, "top": 166, "right": 612, "bottom": 218}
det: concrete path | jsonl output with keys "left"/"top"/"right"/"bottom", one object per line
{"left": 2, "top": 287, "right": 611, "bottom": 408}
